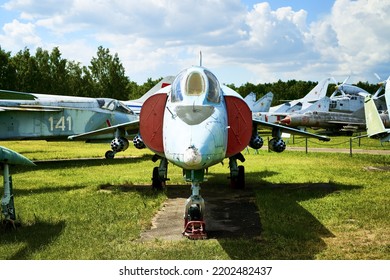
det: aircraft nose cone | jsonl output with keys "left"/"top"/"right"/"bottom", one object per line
{"left": 183, "top": 146, "right": 202, "bottom": 166}
{"left": 280, "top": 116, "right": 291, "bottom": 125}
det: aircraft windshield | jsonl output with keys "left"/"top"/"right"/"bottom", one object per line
{"left": 186, "top": 71, "right": 205, "bottom": 96}
{"left": 170, "top": 68, "right": 221, "bottom": 104}
{"left": 98, "top": 99, "right": 134, "bottom": 114}
{"left": 205, "top": 70, "right": 220, "bottom": 103}
{"left": 171, "top": 71, "right": 184, "bottom": 103}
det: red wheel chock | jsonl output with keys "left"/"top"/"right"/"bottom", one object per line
{"left": 183, "top": 220, "right": 207, "bottom": 239}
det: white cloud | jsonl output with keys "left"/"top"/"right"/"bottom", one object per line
{"left": 1, "top": 0, "right": 390, "bottom": 85}
{"left": 0, "top": 19, "right": 42, "bottom": 50}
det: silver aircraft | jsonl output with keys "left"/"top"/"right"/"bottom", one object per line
{"left": 69, "top": 65, "right": 330, "bottom": 239}
{"left": 0, "top": 90, "right": 140, "bottom": 158}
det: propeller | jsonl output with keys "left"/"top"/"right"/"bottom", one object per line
{"left": 330, "top": 76, "right": 350, "bottom": 97}
{"left": 372, "top": 73, "right": 388, "bottom": 99}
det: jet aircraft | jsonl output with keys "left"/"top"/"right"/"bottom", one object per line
{"left": 69, "top": 65, "right": 330, "bottom": 239}
{"left": 269, "top": 77, "right": 332, "bottom": 114}
{"left": 279, "top": 77, "right": 390, "bottom": 135}
{"left": 244, "top": 91, "right": 274, "bottom": 113}
{"left": 1, "top": 146, "right": 35, "bottom": 225}
{"left": 0, "top": 90, "right": 141, "bottom": 158}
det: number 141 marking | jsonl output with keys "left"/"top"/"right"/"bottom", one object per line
{"left": 48, "top": 116, "right": 72, "bottom": 131}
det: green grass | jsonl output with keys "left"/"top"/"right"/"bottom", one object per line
{"left": 0, "top": 140, "right": 389, "bottom": 259}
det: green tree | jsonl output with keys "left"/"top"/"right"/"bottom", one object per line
{"left": 11, "top": 47, "right": 40, "bottom": 92}
{"left": 0, "top": 47, "right": 17, "bottom": 90}
{"left": 89, "top": 46, "right": 129, "bottom": 100}
{"left": 49, "top": 47, "right": 69, "bottom": 94}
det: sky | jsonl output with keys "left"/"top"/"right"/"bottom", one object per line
{"left": 1, "top": 0, "right": 389, "bottom": 87}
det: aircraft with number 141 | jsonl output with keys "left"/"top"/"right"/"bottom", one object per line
{"left": 69, "top": 62, "right": 330, "bottom": 239}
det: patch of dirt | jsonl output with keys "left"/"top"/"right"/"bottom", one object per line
{"left": 139, "top": 185, "right": 262, "bottom": 241}
{"left": 363, "top": 166, "right": 390, "bottom": 171}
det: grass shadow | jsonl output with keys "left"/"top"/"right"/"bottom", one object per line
{"left": 115, "top": 173, "right": 363, "bottom": 260}
{"left": 0, "top": 219, "right": 65, "bottom": 259}
{"left": 13, "top": 154, "right": 154, "bottom": 173}
{"left": 217, "top": 181, "right": 363, "bottom": 259}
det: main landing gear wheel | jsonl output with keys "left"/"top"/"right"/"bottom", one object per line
{"left": 152, "top": 166, "right": 165, "bottom": 190}
{"left": 105, "top": 150, "right": 115, "bottom": 159}
{"left": 230, "top": 165, "right": 245, "bottom": 189}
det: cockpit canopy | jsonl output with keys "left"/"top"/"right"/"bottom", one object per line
{"left": 97, "top": 98, "right": 134, "bottom": 114}
{"left": 170, "top": 67, "right": 221, "bottom": 104}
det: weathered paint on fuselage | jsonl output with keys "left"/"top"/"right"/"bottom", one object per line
{"left": 163, "top": 95, "right": 228, "bottom": 170}
{"left": 0, "top": 93, "right": 137, "bottom": 140}
{"left": 161, "top": 67, "right": 229, "bottom": 170}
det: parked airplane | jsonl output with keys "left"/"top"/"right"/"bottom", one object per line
{"left": 279, "top": 100, "right": 389, "bottom": 135}
{"left": 258, "top": 95, "right": 331, "bottom": 125}
{"left": 329, "top": 76, "right": 387, "bottom": 113}
{"left": 1, "top": 146, "right": 35, "bottom": 225}
{"left": 279, "top": 107, "right": 367, "bottom": 135}
{"left": 0, "top": 90, "right": 142, "bottom": 158}
{"left": 69, "top": 65, "right": 330, "bottom": 239}
{"left": 244, "top": 91, "right": 273, "bottom": 112}
{"left": 362, "top": 77, "right": 390, "bottom": 142}
{"left": 269, "top": 77, "right": 332, "bottom": 113}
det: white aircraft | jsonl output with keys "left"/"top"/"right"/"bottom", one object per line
{"left": 363, "top": 77, "right": 390, "bottom": 142}
{"left": 330, "top": 75, "right": 387, "bottom": 113}
{"left": 69, "top": 65, "right": 330, "bottom": 239}
{"left": 244, "top": 91, "right": 274, "bottom": 112}
{"left": 269, "top": 77, "right": 332, "bottom": 113}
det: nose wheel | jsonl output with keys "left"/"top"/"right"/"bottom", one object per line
{"left": 183, "top": 183, "right": 207, "bottom": 239}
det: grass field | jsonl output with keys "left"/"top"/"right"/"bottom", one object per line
{"left": 0, "top": 138, "right": 389, "bottom": 260}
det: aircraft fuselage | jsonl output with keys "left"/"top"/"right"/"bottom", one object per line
{"left": 163, "top": 96, "right": 228, "bottom": 170}
{"left": 0, "top": 95, "right": 136, "bottom": 140}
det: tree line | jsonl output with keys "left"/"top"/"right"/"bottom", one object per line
{"left": 0, "top": 46, "right": 380, "bottom": 105}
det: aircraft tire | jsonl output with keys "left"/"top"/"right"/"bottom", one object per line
{"left": 237, "top": 165, "right": 245, "bottom": 189}
{"left": 152, "top": 167, "right": 164, "bottom": 190}
{"left": 230, "top": 165, "right": 245, "bottom": 189}
{"left": 105, "top": 150, "right": 115, "bottom": 159}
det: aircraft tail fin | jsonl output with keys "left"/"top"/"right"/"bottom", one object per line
{"left": 247, "top": 92, "right": 273, "bottom": 112}
{"left": 137, "top": 76, "right": 175, "bottom": 103}
{"left": 302, "top": 77, "right": 331, "bottom": 103}
{"left": 300, "top": 96, "right": 330, "bottom": 113}
{"left": 364, "top": 94, "right": 390, "bottom": 141}
{"left": 123, "top": 76, "right": 174, "bottom": 113}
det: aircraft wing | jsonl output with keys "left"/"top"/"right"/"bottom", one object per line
{"left": 68, "top": 119, "right": 140, "bottom": 140}
{"left": 0, "top": 89, "right": 38, "bottom": 100}
{"left": 253, "top": 117, "right": 330, "bottom": 141}
{"left": 326, "top": 120, "right": 365, "bottom": 126}
{"left": 0, "top": 105, "right": 63, "bottom": 112}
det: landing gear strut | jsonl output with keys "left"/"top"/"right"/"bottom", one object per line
{"left": 182, "top": 169, "right": 207, "bottom": 239}
{"left": 229, "top": 153, "right": 246, "bottom": 189}
{"left": 1, "top": 164, "right": 16, "bottom": 228}
{"left": 151, "top": 156, "right": 169, "bottom": 190}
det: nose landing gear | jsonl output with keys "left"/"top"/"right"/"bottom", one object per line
{"left": 183, "top": 182, "right": 207, "bottom": 239}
